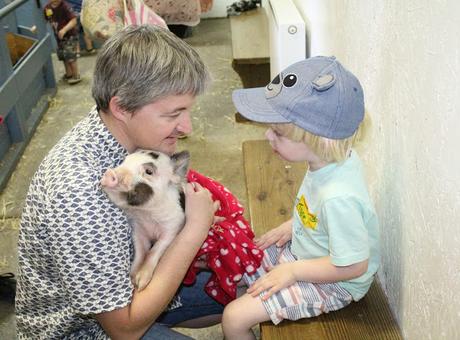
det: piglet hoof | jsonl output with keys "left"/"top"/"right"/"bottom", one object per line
{"left": 134, "top": 269, "right": 154, "bottom": 291}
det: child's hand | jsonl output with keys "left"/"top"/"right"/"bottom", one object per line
{"left": 247, "top": 263, "right": 296, "bottom": 300}
{"left": 58, "top": 28, "right": 66, "bottom": 40}
{"left": 254, "top": 219, "right": 292, "bottom": 250}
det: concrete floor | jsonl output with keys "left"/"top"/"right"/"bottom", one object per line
{"left": 0, "top": 18, "right": 267, "bottom": 339}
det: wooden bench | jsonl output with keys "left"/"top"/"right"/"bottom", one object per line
{"left": 243, "top": 139, "right": 402, "bottom": 340}
{"left": 230, "top": 8, "right": 271, "bottom": 122}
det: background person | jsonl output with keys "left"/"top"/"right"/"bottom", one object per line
{"left": 66, "top": 0, "right": 96, "bottom": 55}
{"left": 44, "top": 0, "right": 81, "bottom": 84}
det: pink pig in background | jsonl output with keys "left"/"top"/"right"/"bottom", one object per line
{"left": 101, "top": 149, "right": 189, "bottom": 291}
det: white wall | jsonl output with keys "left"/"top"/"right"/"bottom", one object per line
{"left": 292, "top": 1, "right": 460, "bottom": 339}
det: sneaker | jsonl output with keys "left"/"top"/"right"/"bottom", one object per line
{"left": 61, "top": 74, "right": 72, "bottom": 81}
{"left": 85, "top": 48, "right": 96, "bottom": 55}
{"left": 67, "top": 75, "right": 81, "bottom": 85}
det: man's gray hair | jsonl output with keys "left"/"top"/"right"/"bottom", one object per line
{"left": 92, "top": 25, "right": 210, "bottom": 113}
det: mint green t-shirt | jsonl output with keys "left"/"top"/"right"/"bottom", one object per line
{"left": 290, "top": 150, "right": 380, "bottom": 301}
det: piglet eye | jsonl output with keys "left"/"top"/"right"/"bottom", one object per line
{"left": 142, "top": 162, "right": 156, "bottom": 176}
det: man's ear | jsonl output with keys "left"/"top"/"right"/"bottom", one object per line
{"left": 108, "top": 97, "right": 131, "bottom": 123}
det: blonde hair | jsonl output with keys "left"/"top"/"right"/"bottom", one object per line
{"left": 272, "top": 111, "right": 371, "bottom": 163}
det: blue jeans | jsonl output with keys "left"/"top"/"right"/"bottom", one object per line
{"left": 141, "top": 271, "right": 223, "bottom": 339}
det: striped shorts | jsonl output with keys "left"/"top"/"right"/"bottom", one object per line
{"left": 243, "top": 242, "right": 353, "bottom": 325}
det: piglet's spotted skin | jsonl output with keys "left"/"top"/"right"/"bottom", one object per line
{"left": 101, "top": 149, "right": 189, "bottom": 291}
{"left": 125, "top": 183, "right": 154, "bottom": 206}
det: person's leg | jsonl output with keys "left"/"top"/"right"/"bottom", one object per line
{"left": 83, "top": 31, "right": 94, "bottom": 52}
{"left": 63, "top": 60, "right": 72, "bottom": 78}
{"left": 62, "top": 37, "right": 81, "bottom": 84}
{"left": 69, "top": 60, "right": 79, "bottom": 78}
{"left": 175, "top": 313, "right": 221, "bottom": 328}
{"left": 141, "top": 323, "right": 193, "bottom": 340}
{"left": 222, "top": 292, "right": 269, "bottom": 340}
{"left": 153, "top": 271, "right": 224, "bottom": 326}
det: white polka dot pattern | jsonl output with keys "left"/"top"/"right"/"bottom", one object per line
{"left": 183, "top": 170, "right": 263, "bottom": 305}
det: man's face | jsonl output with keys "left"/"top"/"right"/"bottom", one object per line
{"left": 123, "top": 93, "right": 195, "bottom": 155}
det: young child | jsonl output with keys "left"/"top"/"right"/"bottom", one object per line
{"left": 44, "top": 0, "right": 81, "bottom": 84}
{"left": 223, "top": 56, "right": 380, "bottom": 339}
{"left": 66, "top": 0, "right": 96, "bottom": 56}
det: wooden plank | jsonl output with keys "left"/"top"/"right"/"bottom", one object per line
{"left": 243, "top": 139, "right": 402, "bottom": 340}
{"left": 230, "top": 7, "right": 269, "bottom": 63}
{"left": 258, "top": 281, "right": 402, "bottom": 340}
{"left": 243, "top": 139, "right": 306, "bottom": 237}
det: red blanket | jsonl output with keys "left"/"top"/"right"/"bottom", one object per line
{"left": 184, "top": 170, "right": 263, "bottom": 305}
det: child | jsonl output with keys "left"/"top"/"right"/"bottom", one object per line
{"left": 44, "top": 0, "right": 81, "bottom": 84}
{"left": 65, "top": 0, "right": 96, "bottom": 56}
{"left": 223, "top": 56, "right": 380, "bottom": 339}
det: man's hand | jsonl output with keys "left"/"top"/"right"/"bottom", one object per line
{"left": 185, "top": 182, "right": 219, "bottom": 236}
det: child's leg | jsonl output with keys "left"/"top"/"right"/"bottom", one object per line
{"left": 63, "top": 61, "right": 72, "bottom": 77}
{"left": 222, "top": 292, "right": 270, "bottom": 340}
{"left": 68, "top": 60, "right": 79, "bottom": 78}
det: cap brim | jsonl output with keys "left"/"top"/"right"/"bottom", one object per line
{"left": 232, "top": 88, "right": 290, "bottom": 124}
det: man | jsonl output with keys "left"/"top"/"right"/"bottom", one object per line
{"left": 16, "top": 25, "right": 223, "bottom": 339}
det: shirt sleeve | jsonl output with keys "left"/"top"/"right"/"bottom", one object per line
{"left": 63, "top": 2, "right": 77, "bottom": 19}
{"left": 321, "top": 196, "right": 370, "bottom": 267}
{"left": 47, "top": 180, "right": 133, "bottom": 315}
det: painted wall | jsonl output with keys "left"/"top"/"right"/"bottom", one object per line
{"left": 291, "top": 1, "right": 460, "bottom": 339}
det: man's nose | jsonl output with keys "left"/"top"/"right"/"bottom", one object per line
{"left": 177, "top": 111, "right": 192, "bottom": 135}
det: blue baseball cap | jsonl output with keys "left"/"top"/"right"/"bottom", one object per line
{"left": 232, "top": 56, "right": 364, "bottom": 139}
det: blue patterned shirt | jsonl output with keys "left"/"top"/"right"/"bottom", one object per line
{"left": 16, "top": 108, "right": 133, "bottom": 339}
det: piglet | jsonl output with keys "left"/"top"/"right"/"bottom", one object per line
{"left": 101, "top": 150, "right": 189, "bottom": 291}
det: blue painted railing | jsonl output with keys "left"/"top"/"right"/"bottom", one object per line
{"left": 0, "top": 0, "right": 56, "bottom": 192}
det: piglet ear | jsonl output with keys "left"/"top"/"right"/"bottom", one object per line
{"left": 171, "top": 150, "right": 190, "bottom": 179}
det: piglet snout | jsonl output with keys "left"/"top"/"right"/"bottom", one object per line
{"left": 101, "top": 169, "right": 118, "bottom": 188}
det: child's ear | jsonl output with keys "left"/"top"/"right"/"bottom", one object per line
{"left": 108, "top": 96, "right": 131, "bottom": 123}
{"left": 171, "top": 151, "right": 190, "bottom": 179}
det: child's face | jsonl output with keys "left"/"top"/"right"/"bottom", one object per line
{"left": 50, "top": 0, "right": 61, "bottom": 8}
{"left": 265, "top": 127, "right": 313, "bottom": 162}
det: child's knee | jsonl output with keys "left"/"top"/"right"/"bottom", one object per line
{"left": 222, "top": 299, "right": 245, "bottom": 329}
